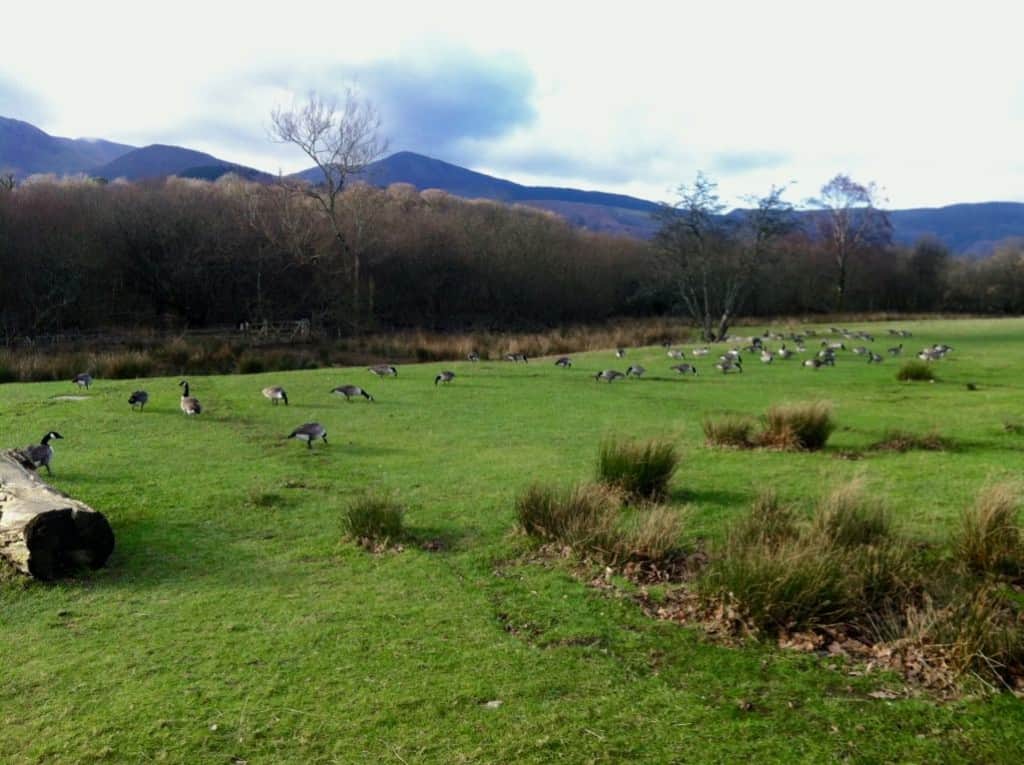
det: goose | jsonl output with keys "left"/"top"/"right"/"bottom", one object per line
{"left": 287, "top": 422, "right": 327, "bottom": 449}
{"left": 867, "top": 352, "right": 884, "bottom": 364}
{"left": 72, "top": 373, "right": 92, "bottom": 390}
{"left": 179, "top": 380, "right": 202, "bottom": 416}
{"left": 262, "top": 386, "right": 289, "bottom": 405}
{"left": 435, "top": 370, "right": 456, "bottom": 385}
{"left": 128, "top": 390, "right": 149, "bottom": 411}
{"left": 692, "top": 347, "right": 710, "bottom": 357}
{"left": 667, "top": 349, "right": 685, "bottom": 359}
{"left": 888, "top": 344, "right": 903, "bottom": 356}
{"left": 803, "top": 358, "right": 823, "bottom": 369}
{"left": 852, "top": 346, "right": 868, "bottom": 355}
{"left": 554, "top": 356, "right": 572, "bottom": 368}
{"left": 368, "top": 364, "right": 398, "bottom": 377}
{"left": 595, "top": 369, "right": 625, "bottom": 383}
{"left": 626, "top": 365, "right": 646, "bottom": 377}
{"left": 777, "top": 346, "right": 794, "bottom": 360}
{"left": 760, "top": 350, "right": 774, "bottom": 364}
{"left": 615, "top": 348, "right": 627, "bottom": 358}
{"left": 332, "top": 384, "right": 374, "bottom": 402}
{"left": 22, "top": 431, "right": 63, "bottom": 475}
{"left": 670, "top": 363, "right": 698, "bottom": 375}
{"left": 714, "top": 359, "right": 742, "bottom": 374}
{"left": 504, "top": 353, "right": 528, "bottom": 363}
{"left": 467, "top": 351, "right": 480, "bottom": 362}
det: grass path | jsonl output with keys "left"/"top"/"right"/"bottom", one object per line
{"left": 2, "top": 318, "right": 1024, "bottom": 762}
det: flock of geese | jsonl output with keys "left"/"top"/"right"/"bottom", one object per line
{"left": 17, "top": 327, "right": 953, "bottom": 472}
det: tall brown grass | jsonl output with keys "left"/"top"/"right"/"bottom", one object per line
{"left": 954, "top": 482, "right": 1022, "bottom": 576}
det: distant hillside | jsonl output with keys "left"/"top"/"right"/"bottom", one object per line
{"left": 887, "top": 203, "right": 1024, "bottom": 256}
{"left": 294, "top": 151, "right": 660, "bottom": 214}
{"left": 0, "top": 116, "right": 134, "bottom": 176}
{"left": 92, "top": 145, "right": 268, "bottom": 182}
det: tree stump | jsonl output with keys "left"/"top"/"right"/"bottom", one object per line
{"left": 0, "top": 450, "right": 114, "bottom": 580}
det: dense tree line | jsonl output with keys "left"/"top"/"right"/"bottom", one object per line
{"left": 0, "top": 174, "right": 1021, "bottom": 341}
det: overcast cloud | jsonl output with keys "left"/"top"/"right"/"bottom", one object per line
{"left": 2, "top": 1, "right": 1022, "bottom": 207}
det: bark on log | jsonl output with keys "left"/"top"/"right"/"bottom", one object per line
{"left": 0, "top": 450, "right": 114, "bottom": 580}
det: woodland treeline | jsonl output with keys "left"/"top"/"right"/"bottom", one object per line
{"left": 0, "top": 175, "right": 1021, "bottom": 340}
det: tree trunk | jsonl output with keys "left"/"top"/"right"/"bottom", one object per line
{"left": 0, "top": 451, "right": 114, "bottom": 580}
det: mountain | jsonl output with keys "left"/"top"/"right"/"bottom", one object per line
{"left": 0, "top": 116, "right": 134, "bottom": 176}
{"left": 887, "top": 203, "right": 1024, "bottom": 256}
{"left": 92, "top": 145, "right": 270, "bottom": 182}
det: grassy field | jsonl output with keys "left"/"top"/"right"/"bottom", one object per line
{"left": 2, "top": 318, "right": 1024, "bottom": 763}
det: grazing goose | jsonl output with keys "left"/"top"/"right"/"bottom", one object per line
{"left": 714, "top": 359, "right": 742, "bottom": 374}
{"left": 128, "top": 390, "right": 149, "bottom": 411}
{"left": 692, "top": 347, "right": 710, "bottom": 357}
{"left": 504, "top": 353, "right": 528, "bottom": 363}
{"left": 760, "top": 350, "right": 774, "bottom": 364}
{"left": 803, "top": 358, "right": 823, "bottom": 369}
{"left": 595, "top": 369, "right": 625, "bottom": 383}
{"left": 626, "top": 365, "right": 646, "bottom": 377}
{"left": 615, "top": 348, "right": 627, "bottom": 358}
{"left": 332, "top": 385, "right": 374, "bottom": 402}
{"left": 888, "top": 343, "right": 903, "bottom": 356}
{"left": 852, "top": 346, "right": 868, "bottom": 355}
{"left": 434, "top": 370, "right": 456, "bottom": 385}
{"left": 179, "top": 380, "right": 202, "bottom": 416}
{"left": 368, "top": 364, "right": 398, "bottom": 377}
{"left": 467, "top": 351, "right": 480, "bottom": 362}
{"left": 777, "top": 346, "right": 794, "bottom": 360}
{"left": 667, "top": 349, "right": 685, "bottom": 359}
{"left": 262, "top": 386, "right": 289, "bottom": 405}
{"left": 554, "top": 356, "right": 573, "bottom": 368}
{"left": 867, "top": 351, "right": 884, "bottom": 364}
{"left": 72, "top": 373, "right": 93, "bottom": 390}
{"left": 670, "top": 363, "right": 698, "bottom": 375}
{"left": 287, "top": 422, "right": 328, "bottom": 449}
{"left": 22, "top": 431, "right": 63, "bottom": 475}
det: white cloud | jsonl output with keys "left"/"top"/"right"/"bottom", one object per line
{"left": 2, "top": 0, "right": 1022, "bottom": 207}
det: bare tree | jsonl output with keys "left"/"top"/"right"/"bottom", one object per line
{"left": 0, "top": 171, "right": 15, "bottom": 192}
{"left": 270, "top": 91, "right": 387, "bottom": 326}
{"left": 654, "top": 174, "right": 793, "bottom": 341}
{"left": 809, "top": 174, "right": 891, "bottom": 312}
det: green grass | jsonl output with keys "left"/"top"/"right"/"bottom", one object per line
{"left": 3, "top": 317, "right": 1024, "bottom": 762}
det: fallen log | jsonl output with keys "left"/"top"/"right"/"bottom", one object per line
{"left": 0, "top": 450, "right": 114, "bottom": 580}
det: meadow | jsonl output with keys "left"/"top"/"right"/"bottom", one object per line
{"left": 2, "top": 317, "right": 1024, "bottom": 763}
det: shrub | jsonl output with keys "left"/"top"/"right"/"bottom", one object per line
{"left": 812, "top": 479, "right": 892, "bottom": 548}
{"left": 871, "top": 428, "right": 951, "bottom": 452}
{"left": 728, "top": 490, "right": 799, "bottom": 551}
{"left": 342, "top": 491, "right": 407, "bottom": 544}
{"left": 237, "top": 353, "right": 266, "bottom": 374}
{"left": 954, "top": 483, "right": 1021, "bottom": 576}
{"left": 897, "top": 360, "right": 935, "bottom": 382}
{"left": 619, "top": 504, "right": 686, "bottom": 562}
{"left": 596, "top": 437, "right": 679, "bottom": 500}
{"left": 702, "top": 415, "right": 756, "bottom": 449}
{"left": 99, "top": 351, "right": 154, "bottom": 379}
{"left": 760, "top": 401, "right": 835, "bottom": 451}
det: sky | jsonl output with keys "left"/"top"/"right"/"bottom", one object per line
{"left": 2, "top": 1, "right": 1022, "bottom": 208}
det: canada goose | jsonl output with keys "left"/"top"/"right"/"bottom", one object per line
{"left": 262, "top": 386, "right": 288, "bottom": 405}
{"left": 435, "top": 370, "right": 455, "bottom": 385}
{"left": 595, "top": 369, "right": 625, "bottom": 383}
{"left": 692, "top": 347, "right": 710, "bottom": 357}
{"left": 803, "top": 358, "right": 822, "bottom": 369}
{"left": 72, "top": 373, "right": 92, "bottom": 390}
{"left": 504, "top": 353, "right": 528, "bottom": 363}
{"left": 128, "top": 390, "right": 149, "bottom": 411}
{"left": 178, "top": 380, "right": 202, "bottom": 416}
{"left": 368, "top": 364, "right": 398, "bottom": 377}
{"left": 888, "top": 344, "right": 903, "bottom": 356}
{"left": 615, "top": 348, "right": 626, "bottom": 358}
{"left": 332, "top": 384, "right": 374, "bottom": 402}
{"left": 287, "top": 422, "right": 327, "bottom": 449}
{"left": 867, "top": 351, "right": 884, "bottom": 363}
{"left": 670, "top": 363, "right": 698, "bottom": 375}
{"left": 22, "top": 431, "right": 63, "bottom": 474}
{"left": 554, "top": 356, "right": 572, "bottom": 368}
{"left": 760, "top": 350, "right": 774, "bottom": 364}
{"left": 852, "top": 346, "right": 868, "bottom": 355}
{"left": 625, "top": 365, "right": 646, "bottom": 377}
{"left": 714, "top": 359, "right": 742, "bottom": 374}
{"left": 667, "top": 349, "right": 685, "bottom": 359}
{"left": 467, "top": 351, "right": 480, "bottom": 362}
{"left": 777, "top": 346, "right": 794, "bottom": 360}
